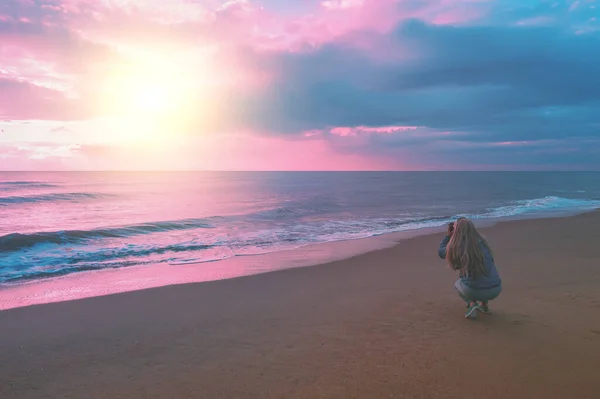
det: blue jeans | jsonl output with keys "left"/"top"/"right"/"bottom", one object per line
{"left": 454, "top": 279, "right": 502, "bottom": 304}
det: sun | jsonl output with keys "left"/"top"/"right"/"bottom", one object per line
{"left": 131, "top": 84, "right": 174, "bottom": 114}
{"left": 98, "top": 51, "right": 205, "bottom": 119}
{"left": 97, "top": 61, "right": 187, "bottom": 141}
{"left": 95, "top": 66, "right": 192, "bottom": 146}
{"left": 94, "top": 47, "right": 225, "bottom": 147}
{"left": 114, "top": 71, "right": 186, "bottom": 117}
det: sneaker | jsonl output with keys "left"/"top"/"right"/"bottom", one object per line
{"left": 465, "top": 302, "right": 480, "bottom": 319}
{"left": 478, "top": 302, "right": 491, "bottom": 314}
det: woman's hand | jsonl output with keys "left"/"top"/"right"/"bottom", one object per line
{"left": 447, "top": 223, "right": 454, "bottom": 237}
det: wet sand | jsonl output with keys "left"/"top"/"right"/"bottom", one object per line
{"left": 1, "top": 212, "right": 600, "bottom": 398}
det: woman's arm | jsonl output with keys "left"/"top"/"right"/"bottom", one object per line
{"left": 438, "top": 236, "right": 450, "bottom": 259}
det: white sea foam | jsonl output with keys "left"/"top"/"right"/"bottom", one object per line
{"left": 169, "top": 196, "right": 600, "bottom": 266}
{"left": 483, "top": 196, "right": 600, "bottom": 218}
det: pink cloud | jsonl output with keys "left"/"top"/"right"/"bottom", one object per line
{"left": 0, "top": 0, "right": 510, "bottom": 171}
{"left": 429, "top": 139, "right": 564, "bottom": 151}
{"left": 569, "top": 1, "right": 581, "bottom": 12}
{"left": 516, "top": 16, "right": 555, "bottom": 26}
{"left": 490, "top": 140, "right": 560, "bottom": 147}
{"left": 2, "top": 0, "right": 487, "bottom": 59}
{"left": 40, "top": 5, "right": 63, "bottom": 12}
{"left": 0, "top": 131, "right": 408, "bottom": 171}
{"left": 74, "top": 144, "right": 113, "bottom": 157}
{"left": 0, "top": 0, "right": 490, "bottom": 99}
{"left": 0, "top": 77, "right": 88, "bottom": 120}
{"left": 355, "top": 125, "right": 419, "bottom": 133}
{"left": 210, "top": 134, "right": 393, "bottom": 171}
{"left": 0, "top": 143, "right": 74, "bottom": 170}
{"left": 330, "top": 127, "right": 355, "bottom": 136}
{"left": 431, "top": 7, "right": 489, "bottom": 25}
{"left": 329, "top": 125, "right": 419, "bottom": 136}
{"left": 322, "top": 0, "right": 365, "bottom": 11}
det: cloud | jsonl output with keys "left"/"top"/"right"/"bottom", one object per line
{"left": 224, "top": 19, "right": 600, "bottom": 143}
{"left": 0, "top": 140, "right": 79, "bottom": 170}
{"left": 0, "top": 77, "right": 88, "bottom": 120}
{"left": 1, "top": 0, "right": 599, "bottom": 169}
{"left": 322, "top": 0, "right": 365, "bottom": 10}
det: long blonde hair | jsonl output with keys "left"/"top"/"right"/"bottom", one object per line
{"left": 446, "top": 218, "right": 493, "bottom": 278}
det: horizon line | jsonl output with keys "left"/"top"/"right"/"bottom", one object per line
{"left": 1, "top": 170, "right": 599, "bottom": 173}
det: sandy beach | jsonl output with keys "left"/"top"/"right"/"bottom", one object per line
{"left": 2, "top": 212, "right": 600, "bottom": 399}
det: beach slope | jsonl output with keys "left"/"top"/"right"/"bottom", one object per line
{"left": 2, "top": 212, "right": 600, "bottom": 399}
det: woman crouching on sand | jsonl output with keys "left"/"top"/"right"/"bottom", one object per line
{"left": 438, "top": 217, "right": 502, "bottom": 320}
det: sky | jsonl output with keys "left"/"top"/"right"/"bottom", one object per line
{"left": 0, "top": 0, "right": 599, "bottom": 171}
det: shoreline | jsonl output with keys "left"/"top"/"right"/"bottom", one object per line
{"left": 1, "top": 208, "right": 597, "bottom": 311}
{"left": 2, "top": 209, "right": 600, "bottom": 398}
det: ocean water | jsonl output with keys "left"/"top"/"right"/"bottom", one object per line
{"left": 1, "top": 171, "right": 600, "bottom": 284}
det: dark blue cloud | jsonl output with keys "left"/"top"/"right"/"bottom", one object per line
{"left": 225, "top": 16, "right": 599, "bottom": 162}
{"left": 218, "top": 8, "right": 600, "bottom": 168}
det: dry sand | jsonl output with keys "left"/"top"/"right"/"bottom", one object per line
{"left": 1, "top": 212, "right": 600, "bottom": 399}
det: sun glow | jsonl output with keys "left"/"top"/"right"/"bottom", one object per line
{"left": 95, "top": 48, "right": 221, "bottom": 146}
{"left": 105, "top": 63, "right": 192, "bottom": 116}
{"left": 132, "top": 84, "right": 172, "bottom": 113}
